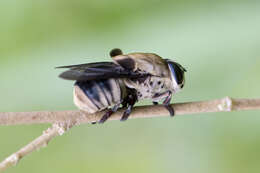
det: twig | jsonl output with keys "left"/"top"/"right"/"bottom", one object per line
{"left": 0, "top": 97, "right": 260, "bottom": 172}
{"left": 0, "top": 97, "right": 260, "bottom": 126}
{"left": 0, "top": 123, "right": 73, "bottom": 172}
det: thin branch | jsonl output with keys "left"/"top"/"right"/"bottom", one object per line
{"left": 0, "top": 97, "right": 260, "bottom": 172}
{"left": 0, "top": 123, "right": 72, "bottom": 172}
{"left": 0, "top": 97, "right": 260, "bottom": 126}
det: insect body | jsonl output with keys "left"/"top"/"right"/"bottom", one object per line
{"left": 57, "top": 49, "right": 186, "bottom": 123}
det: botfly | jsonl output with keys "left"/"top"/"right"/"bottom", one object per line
{"left": 57, "top": 48, "right": 186, "bottom": 123}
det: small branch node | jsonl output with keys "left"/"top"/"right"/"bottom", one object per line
{"left": 218, "top": 96, "right": 233, "bottom": 111}
{"left": 52, "top": 123, "right": 68, "bottom": 136}
{"left": 5, "top": 154, "right": 19, "bottom": 166}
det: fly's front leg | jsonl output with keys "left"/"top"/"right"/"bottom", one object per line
{"left": 121, "top": 90, "right": 138, "bottom": 121}
{"left": 163, "top": 91, "right": 174, "bottom": 117}
{"left": 99, "top": 103, "right": 121, "bottom": 124}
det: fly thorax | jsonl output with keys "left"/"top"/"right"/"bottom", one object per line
{"left": 124, "top": 76, "right": 170, "bottom": 100}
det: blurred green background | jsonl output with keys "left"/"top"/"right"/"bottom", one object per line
{"left": 0, "top": 0, "right": 260, "bottom": 172}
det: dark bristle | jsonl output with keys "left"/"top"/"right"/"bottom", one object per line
{"left": 110, "top": 48, "right": 123, "bottom": 57}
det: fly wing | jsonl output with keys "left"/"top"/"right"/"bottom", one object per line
{"left": 57, "top": 62, "right": 149, "bottom": 81}
{"left": 56, "top": 62, "right": 114, "bottom": 70}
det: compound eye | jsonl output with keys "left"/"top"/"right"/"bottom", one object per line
{"left": 168, "top": 62, "right": 184, "bottom": 84}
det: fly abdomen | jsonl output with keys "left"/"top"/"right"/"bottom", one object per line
{"left": 73, "top": 79, "right": 125, "bottom": 113}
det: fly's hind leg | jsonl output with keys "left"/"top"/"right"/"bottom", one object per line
{"left": 99, "top": 103, "right": 121, "bottom": 124}
{"left": 163, "top": 91, "right": 174, "bottom": 117}
{"left": 153, "top": 101, "right": 158, "bottom": 105}
{"left": 121, "top": 90, "right": 138, "bottom": 121}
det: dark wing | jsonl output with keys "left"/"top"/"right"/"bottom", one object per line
{"left": 57, "top": 62, "right": 149, "bottom": 81}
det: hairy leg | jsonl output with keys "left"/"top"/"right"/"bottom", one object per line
{"left": 153, "top": 101, "right": 158, "bottom": 105}
{"left": 121, "top": 89, "right": 138, "bottom": 121}
{"left": 163, "top": 91, "right": 174, "bottom": 116}
{"left": 99, "top": 103, "right": 121, "bottom": 124}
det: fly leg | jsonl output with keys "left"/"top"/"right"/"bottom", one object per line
{"left": 99, "top": 103, "right": 121, "bottom": 124}
{"left": 121, "top": 91, "right": 138, "bottom": 121}
{"left": 163, "top": 91, "right": 174, "bottom": 117}
{"left": 121, "top": 98, "right": 128, "bottom": 108}
{"left": 153, "top": 101, "right": 158, "bottom": 105}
